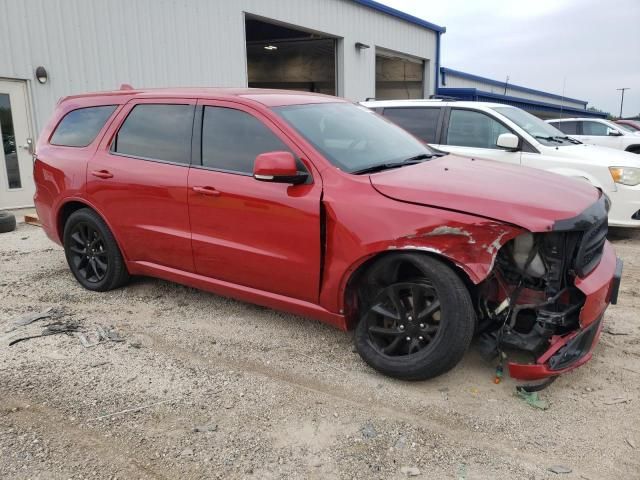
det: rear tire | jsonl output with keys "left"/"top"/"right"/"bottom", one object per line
{"left": 63, "top": 208, "right": 129, "bottom": 291}
{"left": 354, "top": 253, "right": 475, "bottom": 380}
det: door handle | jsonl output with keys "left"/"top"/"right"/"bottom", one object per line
{"left": 192, "top": 186, "right": 220, "bottom": 197}
{"left": 91, "top": 169, "right": 113, "bottom": 179}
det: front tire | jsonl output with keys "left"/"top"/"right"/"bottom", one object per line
{"left": 63, "top": 208, "right": 129, "bottom": 291}
{"left": 354, "top": 254, "right": 475, "bottom": 380}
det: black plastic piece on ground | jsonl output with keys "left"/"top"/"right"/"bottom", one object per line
{"left": 516, "top": 375, "right": 558, "bottom": 393}
{"left": 610, "top": 258, "right": 623, "bottom": 305}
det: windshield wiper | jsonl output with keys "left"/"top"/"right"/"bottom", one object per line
{"left": 554, "top": 135, "right": 581, "bottom": 144}
{"left": 534, "top": 135, "right": 563, "bottom": 143}
{"left": 352, "top": 153, "right": 438, "bottom": 175}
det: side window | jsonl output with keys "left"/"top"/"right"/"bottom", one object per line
{"left": 446, "top": 109, "right": 510, "bottom": 149}
{"left": 582, "top": 121, "right": 609, "bottom": 136}
{"left": 50, "top": 106, "right": 117, "bottom": 147}
{"left": 382, "top": 108, "right": 441, "bottom": 143}
{"left": 113, "top": 104, "right": 194, "bottom": 164}
{"left": 553, "top": 121, "right": 578, "bottom": 135}
{"left": 201, "top": 106, "right": 291, "bottom": 174}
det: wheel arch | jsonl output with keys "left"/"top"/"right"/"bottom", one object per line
{"left": 56, "top": 199, "right": 129, "bottom": 262}
{"left": 342, "top": 249, "right": 478, "bottom": 330}
{"left": 624, "top": 144, "right": 640, "bottom": 154}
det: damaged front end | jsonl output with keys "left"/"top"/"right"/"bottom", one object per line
{"left": 476, "top": 195, "right": 621, "bottom": 385}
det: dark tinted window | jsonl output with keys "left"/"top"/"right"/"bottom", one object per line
{"left": 446, "top": 109, "right": 509, "bottom": 148}
{"left": 114, "top": 104, "right": 194, "bottom": 163}
{"left": 50, "top": 106, "right": 116, "bottom": 147}
{"left": 581, "top": 121, "right": 609, "bottom": 136}
{"left": 202, "top": 107, "right": 290, "bottom": 174}
{"left": 551, "top": 121, "right": 578, "bottom": 135}
{"left": 382, "top": 107, "right": 441, "bottom": 143}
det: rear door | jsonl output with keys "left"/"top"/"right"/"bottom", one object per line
{"left": 187, "top": 100, "right": 322, "bottom": 302}
{"left": 578, "top": 121, "right": 624, "bottom": 149}
{"left": 435, "top": 108, "right": 522, "bottom": 166}
{"left": 88, "top": 99, "right": 196, "bottom": 272}
{"left": 380, "top": 107, "right": 443, "bottom": 146}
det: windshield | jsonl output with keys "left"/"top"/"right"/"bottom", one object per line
{"left": 491, "top": 106, "right": 577, "bottom": 146}
{"left": 614, "top": 122, "right": 634, "bottom": 133}
{"left": 273, "top": 103, "right": 436, "bottom": 173}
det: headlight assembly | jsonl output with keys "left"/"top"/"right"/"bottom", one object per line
{"left": 609, "top": 167, "right": 640, "bottom": 186}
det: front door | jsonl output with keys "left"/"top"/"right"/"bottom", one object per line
{"left": 434, "top": 108, "right": 522, "bottom": 166}
{"left": 188, "top": 101, "right": 322, "bottom": 303}
{"left": 0, "top": 79, "right": 34, "bottom": 209}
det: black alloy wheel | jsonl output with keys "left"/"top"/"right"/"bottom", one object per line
{"left": 354, "top": 253, "right": 475, "bottom": 380}
{"left": 67, "top": 221, "right": 109, "bottom": 283}
{"left": 63, "top": 208, "right": 129, "bottom": 291}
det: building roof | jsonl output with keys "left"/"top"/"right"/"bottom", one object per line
{"left": 440, "top": 67, "right": 587, "bottom": 105}
{"left": 351, "top": 0, "right": 446, "bottom": 33}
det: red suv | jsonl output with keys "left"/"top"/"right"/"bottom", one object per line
{"left": 34, "top": 88, "right": 622, "bottom": 385}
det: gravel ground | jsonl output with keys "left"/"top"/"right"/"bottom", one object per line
{"left": 1, "top": 222, "right": 639, "bottom": 479}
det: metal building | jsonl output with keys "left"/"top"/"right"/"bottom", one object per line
{"left": 437, "top": 67, "right": 606, "bottom": 120}
{"left": 0, "top": 0, "right": 444, "bottom": 209}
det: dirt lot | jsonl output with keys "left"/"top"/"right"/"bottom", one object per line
{"left": 1, "top": 222, "right": 639, "bottom": 480}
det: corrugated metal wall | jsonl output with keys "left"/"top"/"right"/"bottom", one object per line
{"left": 440, "top": 74, "right": 585, "bottom": 110}
{"left": 0, "top": 0, "right": 437, "bottom": 133}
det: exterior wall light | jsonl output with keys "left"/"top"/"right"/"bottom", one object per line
{"left": 35, "top": 66, "right": 48, "bottom": 84}
{"left": 355, "top": 42, "right": 370, "bottom": 50}
{"left": 264, "top": 45, "right": 278, "bottom": 51}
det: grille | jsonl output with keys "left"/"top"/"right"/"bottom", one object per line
{"left": 573, "top": 217, "right": 608, "bottom": 277}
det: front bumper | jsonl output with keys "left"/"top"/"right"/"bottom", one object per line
{"left": 508, "top": 243, "right": 622, "bottom": 381}
{"left": 607, "top": 184, "right": 640, "bottom": 228}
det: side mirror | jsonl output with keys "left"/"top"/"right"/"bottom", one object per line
{"left": 496, "top": 133, "right": 520, "bottom": 150}
{"left": 253, "top": 151, "right": 308, "bottom": 185}
{"left": 607, "top": 128, "right": 623, "bottom": 137}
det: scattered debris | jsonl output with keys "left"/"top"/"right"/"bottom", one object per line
{"left": 626, "top": 437, "right": 637, "bottom": 449}
{"left": 605, "top": 325, "right": 631, "bottom": 336}
{"left": 8, "top": 321, "right": 80, "bottom": 346}
{"left": 24, "top": 213, "right": 41, "bottom": 227}
{"left": 548, "top": 465, "right": 572, "bottom": 474}
{"left": 77, "top": 326, "right": 125, "bottom": 348}
{"left": 457, "top": 463, "right": 468, "bottom": 480}
{"left": 394, "top": 435, "right": 407, "bottom": 450}
{"left": 604, "top": 397, "right": 629, "bottom": 405}
{"left": 180, "top": 448, "right": 194, "bottom": 457}
{"left": 193, "top": 424, "right": 218, "bottom": 433}
{"left": 361, "top": 422, "right": 378, "bottom": 439}
{"left": 91, "top": 398, "right": 181, "bottom": 421}
{"left": 516, "top": 388, "right": 549, "bottom": 410}
{"left": 400, "top": 466, "right": 421, "bottom": 476}
{"left": 4, "top": 307, "right": 55, "bottom": 333}
{"left": 90, "top": 361, "right": 111, "bottom": 368}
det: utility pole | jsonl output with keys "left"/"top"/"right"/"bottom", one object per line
{"left": 504, "top": 76, "right": 509, "bottom": 95}
{"left": 617, "top": 88, "right": 630, "bottom": 118}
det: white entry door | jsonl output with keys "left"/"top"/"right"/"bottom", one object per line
{"left": 0, "top": 79, "right": 34, "bottom": 209}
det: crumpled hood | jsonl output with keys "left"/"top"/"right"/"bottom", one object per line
{"left": 370, "top": 155, "right": 600, "bottom": 232}
{"left": 546, "top": 143, "right": 640, "bottom": 166}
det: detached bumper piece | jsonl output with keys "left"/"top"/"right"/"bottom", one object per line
{"left": 508, "top": 315, "right": 604, "bottom": 381}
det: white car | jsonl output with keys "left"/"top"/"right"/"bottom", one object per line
{"left": 547, "top": 117, "right": 640, "bottom": 153}
{"left": 361, "top": 99, "right": 640, "bottom": 227}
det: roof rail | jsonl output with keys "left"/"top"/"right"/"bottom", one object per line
{"left": 429, "top": 94, "right": 457, "bottom": 101}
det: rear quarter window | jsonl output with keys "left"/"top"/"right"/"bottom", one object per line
{"left": 50, "top": 105, "right": 117, "bottom": 147}
{"left": 382, "top": 107, "right": 441, "bottom": 143}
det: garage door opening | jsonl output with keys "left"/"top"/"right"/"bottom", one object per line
{"left": 376, "top": 51, "right": 425, "bottom": 100}
{"left": 245, "top": 17, "right": 336, "bottom": 95}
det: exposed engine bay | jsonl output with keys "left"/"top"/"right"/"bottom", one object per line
{"left": 476, "top": 198, "right": 610, "bottom": 384}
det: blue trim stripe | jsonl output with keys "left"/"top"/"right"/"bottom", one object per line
{"left": 351, "top": 0, "right": 446, "bottom": 33}
{"left": 440, "top": 67, "right": 587, "bottom": 105}
{"left": 436, "top": 87, "right": 607, "bottom": 118}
